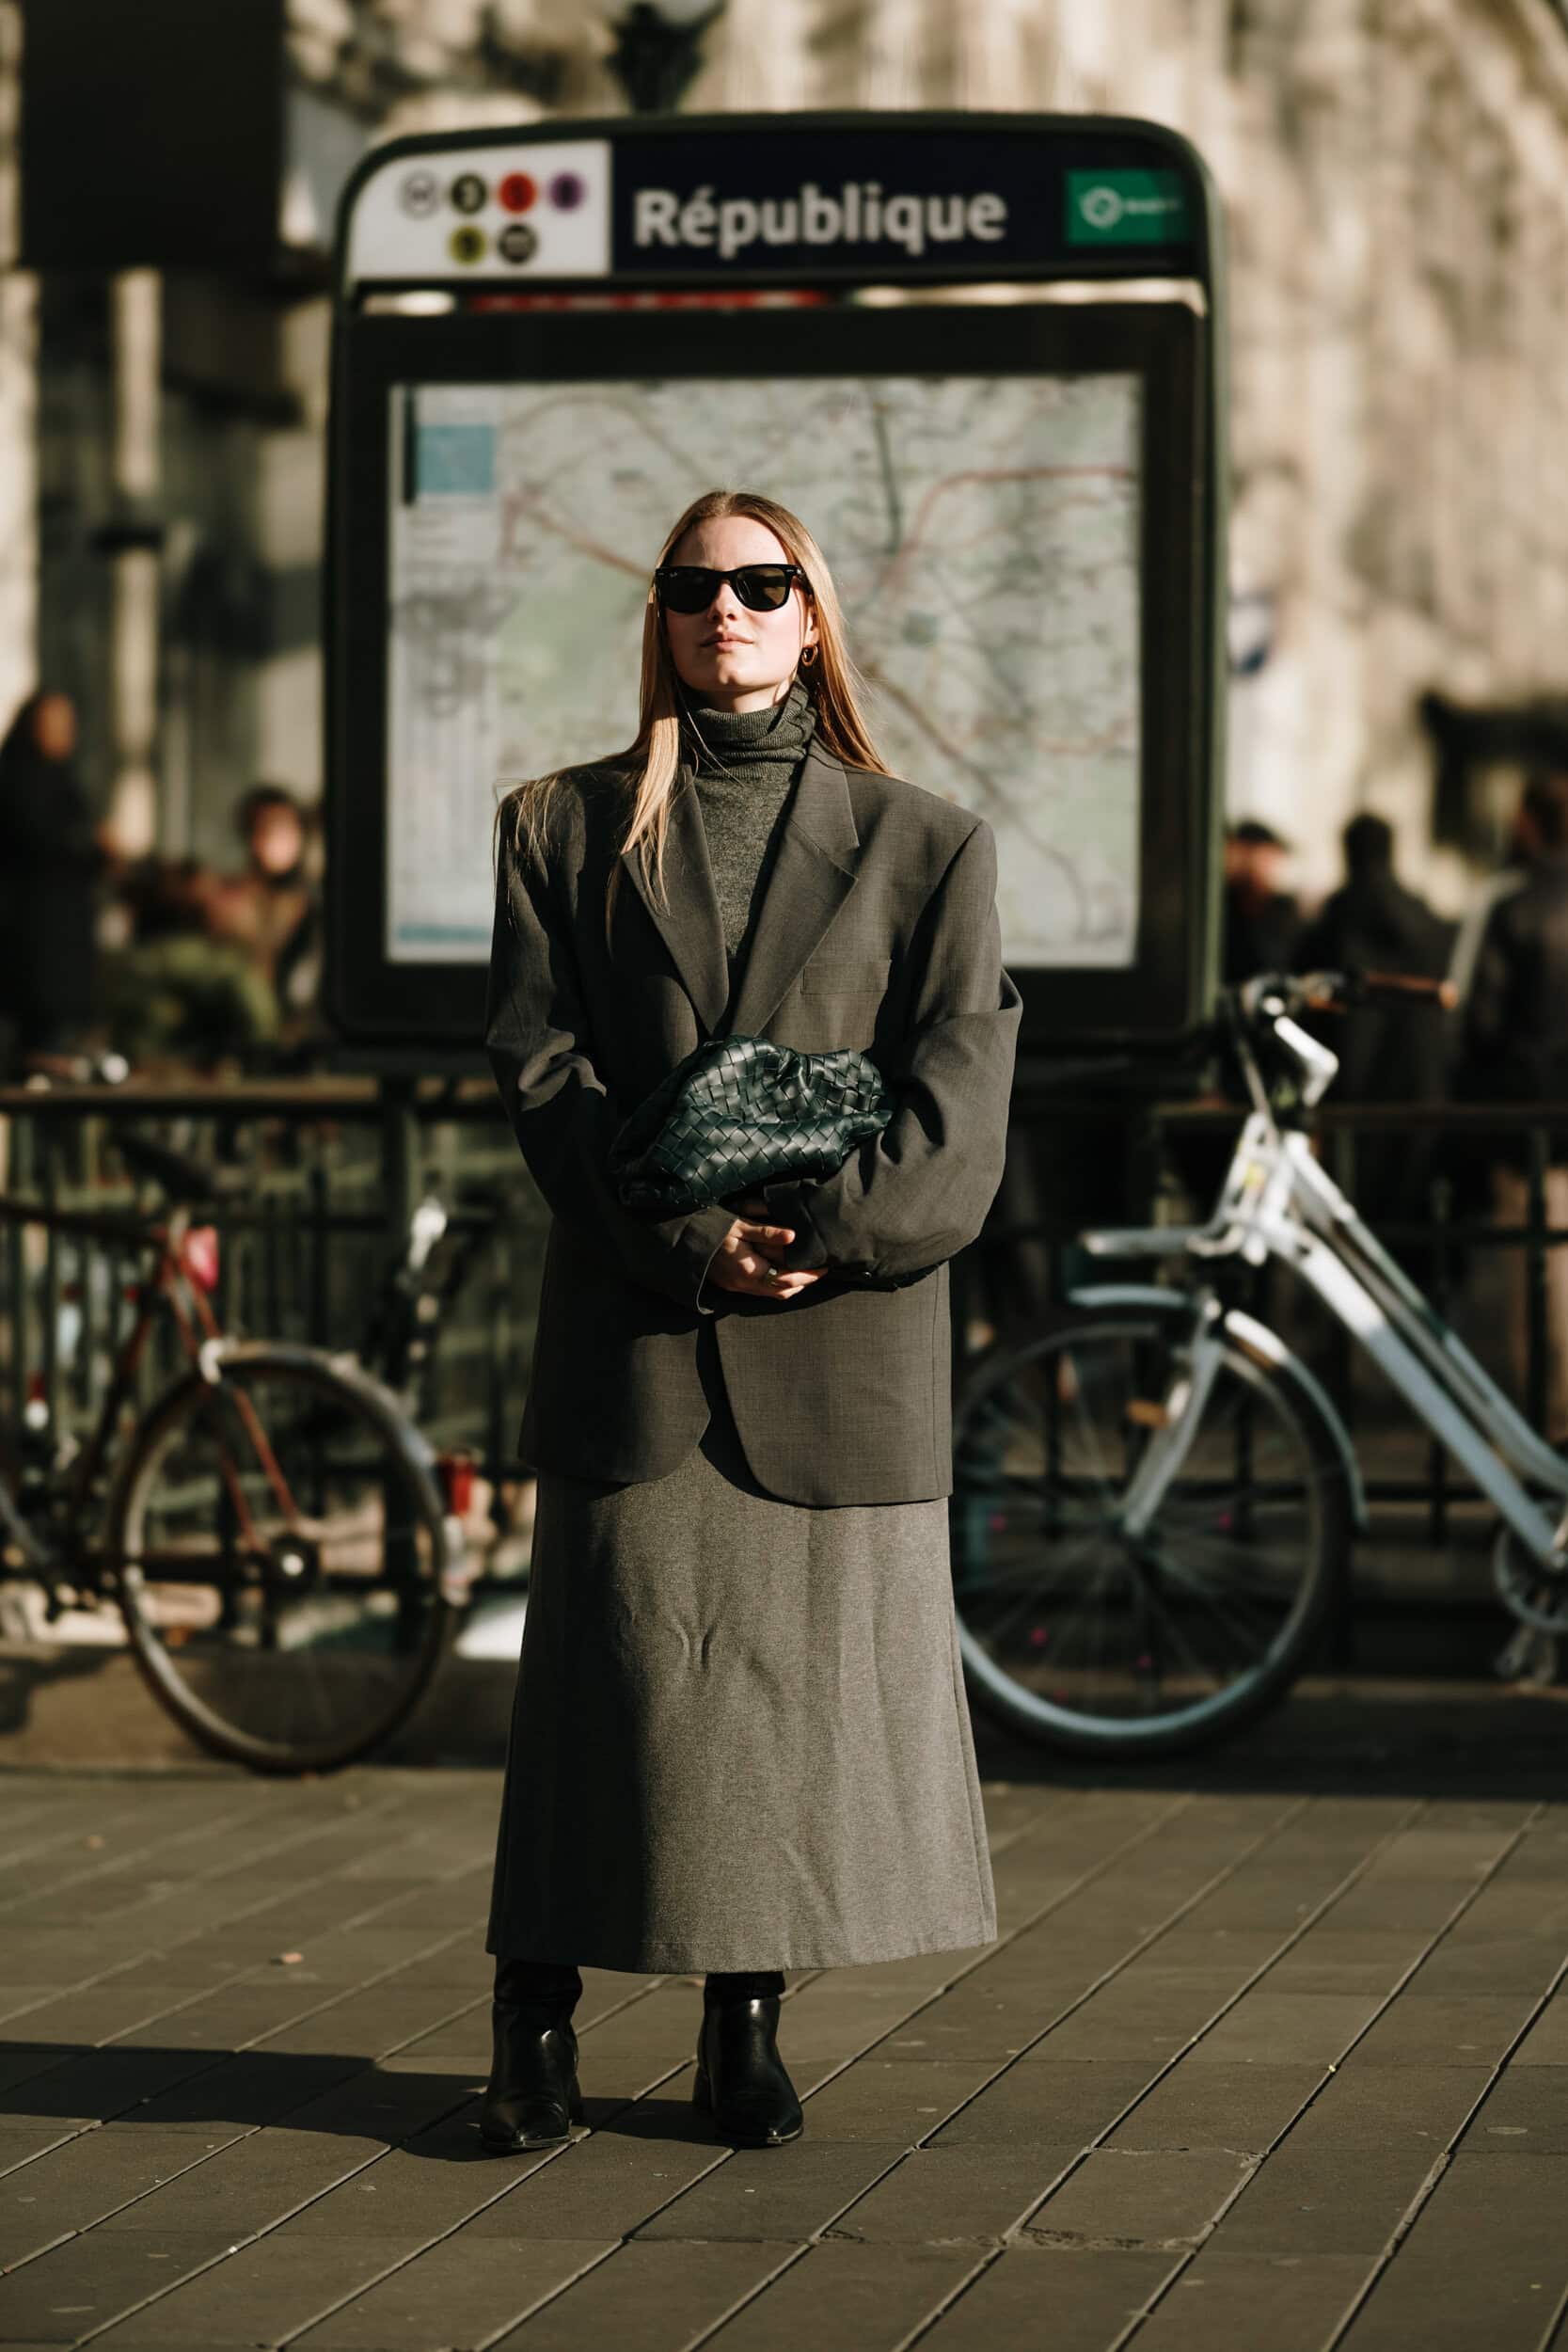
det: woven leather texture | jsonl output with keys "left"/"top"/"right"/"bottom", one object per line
{"left": 609, "top": 1034, "right": 894, "bottom": 1219}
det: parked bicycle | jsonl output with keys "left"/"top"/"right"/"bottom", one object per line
{"left": 950, "top": 967, "right": 1568, "bottom": 1757}
{"left": 0, "top": 1129, "right": 463, "bottom": 1773}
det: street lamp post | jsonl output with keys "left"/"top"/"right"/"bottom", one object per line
{"left": 605, "top": 0, "right": 727, "bottom": 115}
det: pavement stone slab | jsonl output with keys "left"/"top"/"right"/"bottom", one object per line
{"left": 1022, "top": 1970, "right": 1248, "bottom": 2064}
{"left": 86, "top": 2233, "right": 438, "bottom": 2346}
{"left": 0, "top": 2221, "right": 73, "bottom": 2270}
{"left": 1347, "top": 1990, "right": 1538, "bottom": 2067}
{"left": 823, "top": 2143, "right": 1081, "bottom": 2244}
{"left": 1402, "top": 1934, "right": 1568, "bottom": 1997}
{"left": 1129, "top": 1928, "right": 1286, "bottom": 1977}
{"left": 631, "top": 2140, "right": 905, "bottom": 2243}
{"left": 1278, "top": 2061, "right": 1490, "bottom": 2151}
{"left": 1103, "top": 2061, "right": 1325, "bottom": 2153}
{"left": 274, "top": 2065, "right": 478, "bottom": 2143}
{"left": 485, "top": 2240, "right": 798, "bottom": 2352}
{"left": 1337, "top": 2152, "right": 1568, "bottom": 2352}
{"left": 1254, "top": 1930, "right": 1429, "bottom": 1994}
{"left": 1188, "top": 1990, "right": 1385, "bottom": 2065}
{"left": 0, "top": 2123, "right": 245, "bottom": 2238}
{"left": 932, "top": 2061, "right": 1156, "bottom": 2149}
{"left": 0, "top": 2046, "right": 215, "bottom": 2123}
{"left": 1, "top": 1982, "right": 217, "bottom": 2045}
{"left": 917, "top": 2245, "right": 1183, "bottom": 2350}
{"left": 124, "top": 2051, "right": 369, "bottom": 2133}
{"left": 0, "top": 2122, "right": 85, "bottom": 2176}
{"left": 1360, "top": 1825, "right": 1525, "bottom": 1880}
{"left": 798, "top": 2058, "right": 999, "bottom": 2143}
{"left": 1132, "top": 2251, "right": 1378, "bottom": 2349}
{"left": 1205, "top": 2140, "right": 1442, "bottom": 2256}
{"left": 693, "top": 2240, "right": 987, "bottom": 2352}
{"left": 1316, "top": 1882, "right": 1475, "bottom": 1936}
{"left": 279, "top": 2118, "right": 557, "bottom": 2237}
{"left": 1024, "top": 2148, "right": 1253, "bottom": 2249}
{"left": 289, "top": 2234, "right": 619, "bottom": 2350}
{"left": 1460, "top": 2065, "right": 1568, "bottom": 2153}
{"left": 875, "top": 1967, "right": 1110, "bottom": 2064}
{"left": 95, "top": 2127, "right": 387, "bottom": 2235}
{"left": 1508, "top": 1994, "right": 1568, "bottom": 2065}
{"left": 0, "top": 2226, "right": 237, "bottom": 2341}
{"left": 455, "top": 2122, "right": 727, "bottom": 2239}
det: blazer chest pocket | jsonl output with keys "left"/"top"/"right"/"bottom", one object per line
{"left": 800, "top": 956, "right": 892, "bottom": 1005}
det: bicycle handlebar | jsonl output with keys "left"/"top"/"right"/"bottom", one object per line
{"left": 1237, "top": 967, "right": 1457, "bottom": 1023}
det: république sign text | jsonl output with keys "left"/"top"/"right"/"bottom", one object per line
{"left": 633, "top": 180, "right": 1008, "bottom": 263}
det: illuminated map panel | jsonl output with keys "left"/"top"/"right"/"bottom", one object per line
{"left": 385, "top": 372, "right": 1141, "bottom": 971}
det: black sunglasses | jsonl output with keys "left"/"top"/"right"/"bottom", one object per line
{"left": 654, "top": 563, "right": 808, "bottom": 614}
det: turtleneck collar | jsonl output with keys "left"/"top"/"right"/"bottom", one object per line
{"left": 679, "top": 678, "right": 816, "bottom": 785}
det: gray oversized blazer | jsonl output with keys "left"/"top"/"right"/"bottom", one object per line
{"left": 485, "top": 735, "right": 1022, "bottom": 1506}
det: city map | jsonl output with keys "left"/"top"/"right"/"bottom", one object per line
{"left": 386, "top": 371, "right": 1142, "bottom": 967}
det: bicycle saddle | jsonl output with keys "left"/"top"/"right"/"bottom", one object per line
{"left": 115, "top": 1132, "right": 245, "bottom": 1204}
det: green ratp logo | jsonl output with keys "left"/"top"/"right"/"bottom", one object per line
{"left": 1067, "top": 169, "right": 1190, "bottom": 246}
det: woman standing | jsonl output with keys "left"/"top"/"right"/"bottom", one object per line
{"left": 483, "top": 488, "right": 1022, "bottom": 2152}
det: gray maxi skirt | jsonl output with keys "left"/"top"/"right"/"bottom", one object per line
{"left": 486, "top": 1315, "right": 997, "bottom": 1973}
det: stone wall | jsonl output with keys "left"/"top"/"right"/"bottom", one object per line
{"left": 284, "top": 0, "right": 1568, "bottom": 905}
{"left": 11, "top": 0, "right": 1568, "bottom": 903}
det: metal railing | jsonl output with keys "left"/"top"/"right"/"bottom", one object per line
{"left": 0, "top": 1077, "right": 550, "bottom": 1486}
{"left": 6, "top": 1080, "right": 1568, "bottom": 1542}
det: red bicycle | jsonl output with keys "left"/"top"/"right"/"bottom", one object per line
{"left": 0, "top": 1131, "right": 460, "bottom": 1772}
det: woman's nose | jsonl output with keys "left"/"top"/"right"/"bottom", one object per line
{"left": 708, "top": 582, "right": 743, "bottom": 620}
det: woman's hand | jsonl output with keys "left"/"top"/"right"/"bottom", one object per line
{"left": 705, "top": 1198, "right": 825, "bottom": 1299}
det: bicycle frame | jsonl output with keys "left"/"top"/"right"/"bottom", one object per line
{"left": 1084, "top": 1007, "right": 1568, "bottom": 1571}
{"left": 0, "top": 1192, "right": 292, "bottom": 1584}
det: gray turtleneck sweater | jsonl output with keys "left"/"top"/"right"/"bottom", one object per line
{"left": 683, "top": 682, "right": 816, "bottom": 977}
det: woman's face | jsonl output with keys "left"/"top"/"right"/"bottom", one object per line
{"left": 249, "top": 803, "right": 305, "bottom": 877}
{"left": 659, "top": 515, "right": 818, "bottom": 714}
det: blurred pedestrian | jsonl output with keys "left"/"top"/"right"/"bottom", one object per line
{"left": 1222, "top": 817, "right": 1304, "bottom": 984}
{"left": 1297, "top": 814, "right": 1454, "bottom": 1270}
{"left": 1448, "top": 787, "right": 1533, "bottom": 1013}
{"left": 207, "top": 784, "right": 322, "bottom": 1024}
{"left": 1458, "top": 768, "right": 1568, "bottom": 1438}
{"left": 0, "top": 691, "right": 101, "bottom": 1073}
{"left": 101, "top": 855, "right": 278, "bottom": 1073}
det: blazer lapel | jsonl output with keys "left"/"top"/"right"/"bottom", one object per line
{"left": 727, "top": 739, "right": 863, "bottom": 1039}
{"left": 617, "top": 737, "right": 864, "bottom": 1041}
{"left": 618, "top": 774, "right": 730, "bottom": 1038}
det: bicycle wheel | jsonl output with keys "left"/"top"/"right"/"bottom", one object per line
{"left": 109, "top": 1344, "right": 455, "bottom": 1773}
{"left": 952, "top": 1300, "right": 1351, "bottom": 1757}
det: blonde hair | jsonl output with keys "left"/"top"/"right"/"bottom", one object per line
{"left": 498, "top": 488, "right": 888, "bottom": 943}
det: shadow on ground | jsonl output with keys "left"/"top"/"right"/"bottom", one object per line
{"left": 973, "top": 1675, "right": 1568, "bottom": 1803}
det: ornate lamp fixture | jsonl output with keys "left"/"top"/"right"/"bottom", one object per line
{"left": 605, "top": 1, "right": 727, "bottom": 115}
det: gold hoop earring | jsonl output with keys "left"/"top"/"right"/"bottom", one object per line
{"left": 800, "top": 644, "right": 819, "bottom": 670}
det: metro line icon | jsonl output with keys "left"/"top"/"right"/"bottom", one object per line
{"left": 350, "top": 139, "right": 612, "bottom": 281}
{"left": 398, "top": 169, "right": 440, "bottom": 219}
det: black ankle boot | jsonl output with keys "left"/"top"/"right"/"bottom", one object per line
{"left": 480, "top": 1959, "right": 584, "bottom": 2153}
{"left": 694, "top": 1972, "right": 802, "bottom": 2148}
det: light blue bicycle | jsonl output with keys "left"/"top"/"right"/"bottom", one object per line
{"left": 951, "top": 969, "right": 1568, "bottom": 1756}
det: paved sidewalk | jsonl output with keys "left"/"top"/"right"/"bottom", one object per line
{"left": 3, "top": 1697, "right": 1568, "bottom": 2350}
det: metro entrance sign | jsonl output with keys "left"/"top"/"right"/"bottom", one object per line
{"left": 325, "top": 113, "right": 1226, "bottom": 1052}
{"left": 344, "top": 123, "right": 1201, "bottom": 286}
